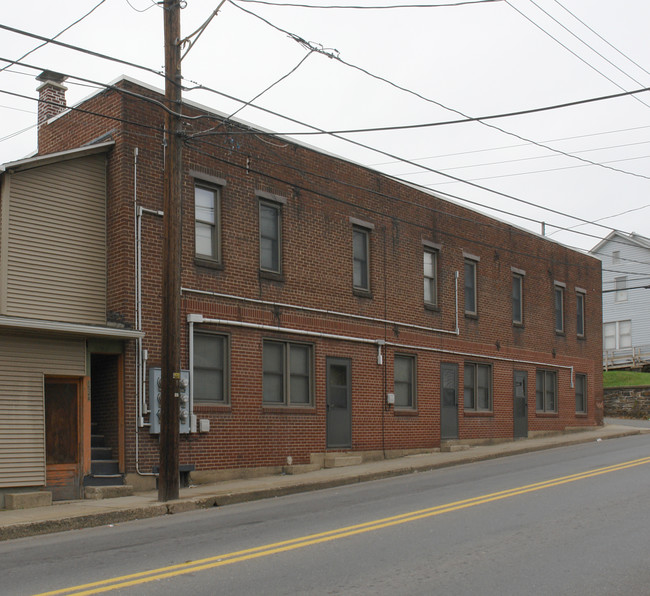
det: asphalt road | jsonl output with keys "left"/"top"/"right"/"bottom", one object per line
{"left": 3, "top": 434, "right": 650, "bottom": 596}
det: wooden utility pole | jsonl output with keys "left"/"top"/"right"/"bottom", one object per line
{"left": 159, "top": 0, "right": 182, "bottom": 502}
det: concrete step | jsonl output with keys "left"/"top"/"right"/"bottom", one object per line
{"left": 91, "top": 446, "right": 113, "bottom": 460}
{"left": 91, "top": 460, "right": 120, "bottom": 475}
{"left": 84, "top": 485, "right": 134, "bottom": 500}
{"left": 4, "top": 491, "right": 52, "bottom": 510}
{"left": 324, "top": 453, "right": 363, "bottom": 468}
{"left": 440, "top": 443, "right": 471, "bottom": 453}
{"left": 282, "top": 463, "right": 322, "bottom": 475}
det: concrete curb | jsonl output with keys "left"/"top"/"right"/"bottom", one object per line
{"left": 1, "top": 427, "right": 645, "bottom": 541}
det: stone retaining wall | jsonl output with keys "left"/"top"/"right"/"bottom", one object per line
{"left": 604, "top": 386, "right": 650, "bottom": 418}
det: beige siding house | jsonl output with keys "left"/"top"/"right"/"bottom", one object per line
{"left": 0, "top": 144, "right": 141, "bottom": 506}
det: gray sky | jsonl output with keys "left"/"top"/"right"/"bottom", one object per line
{"left": 2, "top": 0, "right": 650, "bottom": 252}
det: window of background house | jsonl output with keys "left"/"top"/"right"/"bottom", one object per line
{"left": 195, "top": 183, "right": 220, "bottom": 261}
{"left": 536, "top": 370, "right": 557, "bottom": 413}
{"left": 423, "top": 249, "right": 438, "bottom": 307}
{"left": 263, "top": 340, "right": 312, "bottom": 405}
{"left": 394, "top": 354, "right": 416, "bottom": 409}
{"left": 464, "top": 362, "right": 492, "bottom": 411}
{"left": 512, "top": 273, "right": 523, "bottom": 325}
{"left": 612, "top": 250, "right": 620, "bottom": 264}
{"left": 615, "top": 276, "right": 628, "bottom": 303}
{"left": 353, "top": 227, "right": 370, "bottom": 291}
{"left": 575, "top": 373, "right": 587, "bottom": 414}
{"left": 259, "top": 201, "right": 281, "bottom": 273}
{"left": 554, "top": 284, "right": 564, "bottom": 333}
{"left": 193, "top": 332, "right": 228, "bottom": 404}
{"left": 603, "top": 320, "right": 632, "bottom": 350}
{"left": 576, "top": 291, "right": 585, "bottom": 337}
{"left": 464, "top": 259, "right": 477, "bottom": 315}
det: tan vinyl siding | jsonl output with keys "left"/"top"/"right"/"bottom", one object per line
{"left": 4, "top": 154, "right": 107, "bottom": 324}
{"left": 0, "top": 334, "right": 86, "bottom": 488}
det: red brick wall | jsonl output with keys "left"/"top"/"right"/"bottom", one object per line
{"left": 38, "top": 79, "right": 603, "bottom": 473}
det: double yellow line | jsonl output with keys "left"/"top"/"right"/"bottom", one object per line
{"left": 36, "top": 455, "right": 650, "bottom": 596}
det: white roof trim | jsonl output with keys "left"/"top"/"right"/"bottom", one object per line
{"left": 0, "top": 315, "right": 144, "bottom": 339}
{"left": 1, "top": 141, "right": 114, "bottom": 173}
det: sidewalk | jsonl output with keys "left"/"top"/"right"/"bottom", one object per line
{"left": 2, "top": 422, "right": 647, "bottom": 541}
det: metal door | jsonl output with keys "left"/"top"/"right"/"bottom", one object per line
{"left": 513, "top": 370, "right": 528, "bottom": 438}
{"left": 440, "top": 363, "right": 458, "bottom": 440}
{"left": 45, "top": 378, "right": 82, "bottom": 500}
{"left": 326, "top": 358, "right": 351, "bottom": 448}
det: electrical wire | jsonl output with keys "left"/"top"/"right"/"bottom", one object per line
{"left": 124, "top": 0, "right": 161, "bottom": 12}
{"left": 232, "top": 0, "right": 503, "bottom": 8}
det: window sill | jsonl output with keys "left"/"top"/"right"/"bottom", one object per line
{"left": 535, "top": 411, "right": 558, "bottom": 417}
{"left": 577, "top": 335, "right": 586, "bottom": 341}
{"left": 424, "top": 303, "right": 440, "bottom": 313}
{"left": 193, "top": 403, "right": 231, "bottom": 413}
{"left": 259, "top": 270, "right": 284, "bottom": 283}
{"left": 464, "top": 312, "right": 478, "bottom": 320}
{"left": 353, "top": 288, "right": 373, "bottom": 299}
{"left": 464, "top": 411, "right": 493, "bottom": 417}
{"left": 194, "top": 257, "right": 223, "bottom": 271}
{"left": 262, "top": 405, "right": 316, "bottom": 414}
{"left": 575, "top": 412, "right": 588, "bottom": 417}
{"left": 555, "top": 331, "right": 566, "bottom": 337}
{"left": 393, "top": 408, "right": 418, "bottom": 416}
{"left": 513, "top": 322, "right": 524, "bottom": 329}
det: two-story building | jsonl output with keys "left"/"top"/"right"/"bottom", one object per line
{"left": 0, "top": 73, "right": 603, "bottom": 505}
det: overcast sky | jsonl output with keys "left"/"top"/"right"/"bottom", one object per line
{"left": 2, "top": 0, "right": 650, "bottom": 253}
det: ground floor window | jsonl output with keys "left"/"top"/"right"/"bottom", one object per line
{"left": 394, "top": 354, "right": 416, "bottom": 409}
{"left": 536, "top": 370, "right": 557, "bottom": 413}
{"left": 263, "top": 340, "right": 313, "bottom": 405}
{"left": 575, "top": 373, "right": 587, "bottom": 413}
{"left": 193, "top": 332, "right": 228, "bottom": 404}
{"left": 464, "top": 362, "right": 492, "bottom": 411}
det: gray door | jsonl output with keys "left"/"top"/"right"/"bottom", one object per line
{"left": 441, "top": 363, "right": 458, "bottom": 440}
{"left": 327, "top": 358, "right": 351, "bottom": 448}
{"left": 514, "top": 370, "right": 528, "bottom": 438}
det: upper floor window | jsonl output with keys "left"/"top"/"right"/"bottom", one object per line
{"left": 423, "top": 249, "right": 438, "bottom": 307}
{"left": 536, "top": 370, "right": 557, "bottom": 413}
{"left": 615, "top": 276, "right": 628, "bottom": 303}
{"left": 575, "top": 373, "right": 587, "bottom": 414}
{"left": 259, "top": 201, "right": 282, "bottom": 274}
{"left": 612, "top": 250, "right": 620, "bottom": 264}
{"left": 464, "top": 258, "right": 478, "bottom": 316}
{"left": 512, "top": 273, "right": 524, "bottom": 325}
{"left": 394, "top": 354, "right": 416, "bottom": 409}
{"left": 194, "top": 182, "right": 221, "bottom": 262}
{"left": 193, "top": 332, "right": 228, "bottom": 404}
{"left": 464, "top": 362, "right": 492, "bottom": 412}
{"left": 263, "top": 340, "right": 313, "bottom": 406}
{"left": 353, "top": 226, "right": 370, "bottom": 292}
{"left": 603, "top": 320, "right": 632, "bottom": 350}
{"left": 554, "top": 283, "right": 565, "bottom": 334}
{"left": 576, "top": 290, "right": 585, "bottom": 337}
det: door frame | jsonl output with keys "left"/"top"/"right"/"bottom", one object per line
{"left": 440, "top": 362, "right": 459, "bottom": 440}
{"left": 326, "top": 357, "right": 352, "bottom": 449}
{"left": 513, "top": 370, "right": 528, "bottom": 438}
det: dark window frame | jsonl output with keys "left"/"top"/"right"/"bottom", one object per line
{"left": 353, "top": 226, "right": 371, "bottom": 292}
{"left": 463, "top": 362, "right": 492, "bottom": 412}
{"left": 394, "top": 353, "right": 417, "bottom": 410}
{"left": 423, "top": 249, "right": 438, "bottom": 308}
{"left": 259, "top": 200, "right": 282, "bottom": 275}
{"left": 536, "top": 369, "right": 557, "bottom": 413}
{"left": 464, "top": 259, "right": 478, "bottom": 316}
{"left": 554, "top": 284, "right": 565, "bottom": 334}
{"left": 576, "top": 291, "right": 586, "bottom": 338}
{"left": 194, "top": 182, "right": 221, "bottom": 263}
{"left": 512, "top": 273, "right": 524, "bottom": 325}
{"left": 262, "top": 339, "right": 314, "bottom": 407}
{"left": 575, "top": 373, "right": 587, "bottom": 414}
{"left": 193, "top": 331, "right": 229, "bottom": 405}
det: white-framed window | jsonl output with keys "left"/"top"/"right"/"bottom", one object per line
{"left": 259, "top": 200, "right": 282, "bottom": 274}
{"left": 554, "top": 284, "right": 565, "bottom": 333}
{"left": 512, "top": 273, "right": 523, "bottom": 325}
{"left": 194, "top": 182, "right": 221, "bottom": 261}
{"left": 262, "top": 340, "right": 313, "bottom": 406}
{"left": 615, "top": 276, "right": 628, "bottom": 302}
{"left": 575, "top": 373, "right": 587, "bottom": 414}
{"left": 423, "top": 249, "right": 438, "bottom": 307}
{"left": 576, "top": 291, "right": 585, "bottom": 337}
{"left": 464, "top": 259, "right": 478, "bottom": 316}
{"left": 603, "top": 320, "right": 632, "bottom": 350}
{"left": 353, "top": 226, "right": 370, "bottom": 291}
{"left": 193, "top": 332, "right": 228, "bottom": 404}
{"left": 394, "top": 354, "right": 416, "bottom": 409}
{"left": 464, "top": 362, "right": 492, "bottom": 411}
{"left": 536, "top": 370, "right": 557, "bottom": 413}
{"left": 612, "top": 250, "right": 620, "bottom": 264}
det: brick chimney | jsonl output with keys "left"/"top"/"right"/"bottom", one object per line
{"left": 36, "top": 70, "right": 68, "bottom": 127}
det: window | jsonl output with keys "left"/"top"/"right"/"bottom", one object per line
{"left": 195, "top": 183, "right": 220, "bottom": 261}
{"left": 259, "top": 201, "right": 281, "bottom": 273}
{"left": 464, "top": 362, "right": 492, "bottom": 411}
{"left": 512, "top": 274, "right": 523, "bottom": 325}
{"left": 554, "top": 284, "right": 564, "bottom": 333}
{"left": 576, "top": 291, "right": 585, "bottom": 337}
{"left": 193, "top": 332, "right": 228, "bottom": 404}
{"left": 353, "top": 227, "right": 370, "bottom": 291}
{"left": 536, "top": 370, "right": 557, "bottom": 413}
{"left": 603, "top": 320, "right": 632, "bottom": 350}
{"left": 263, "top": 340, "right": 312, "bottom": 405}
{"left": 464, "top": 259, "right": 477, "bottom": 315}
{"left": 423, "top": 249, "right": 438, "bottom": 307}
{"left": 394, "top": 354, "right": 416, "bottom": 409}
{"left": 612, "top": 250, "right": 620, "bottom": 264}
{"left": 615, "top": 276, "right": 628, "bottom": 303}
{"left": 575, "top": 374, "right": 587, "bottom": 414}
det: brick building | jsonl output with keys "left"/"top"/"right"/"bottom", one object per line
{"left": 0, "top": 74, "right": 603, "bottom": 502}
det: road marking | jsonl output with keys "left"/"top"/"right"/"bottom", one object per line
{"left": 35, "top": 455, "right": 650, "bottom": 596}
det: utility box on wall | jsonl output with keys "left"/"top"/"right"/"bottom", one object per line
{"left": 149, "top": 368, "right": 191, "bottom": 434}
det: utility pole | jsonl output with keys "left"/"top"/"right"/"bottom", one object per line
{"left": 159, "top": 0, "right": 182, "bottom": 502}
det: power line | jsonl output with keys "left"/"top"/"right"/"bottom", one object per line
{"left": 232, "top": 0, "right": 503, "bottom": 8}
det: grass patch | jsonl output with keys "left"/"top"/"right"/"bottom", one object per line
{"left": 603, "top": 370, "right": 650, "bottom": 388}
